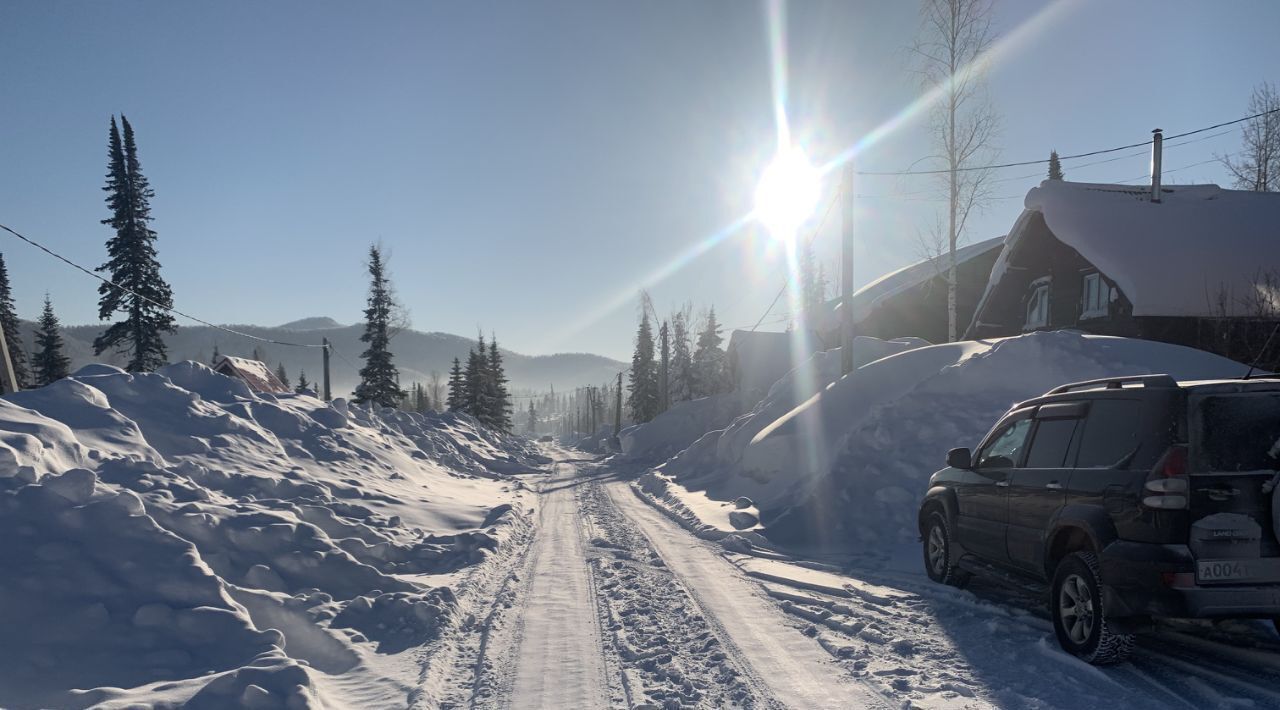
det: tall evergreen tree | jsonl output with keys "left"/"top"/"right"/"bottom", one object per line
{"left": 0, "top": 253, "right": 28, "bottom": 388}
{"left": 658, "top": 320, "right": 671, "bottom": 412}
{"left": 670, "top": 311, "right": 694, "bottom": 403}
{"left": 527, "top": 400, "right": 537, "bottom": 434}
{"left": 487, "top": 335, "right": 513, "bottom": 430}
{"left": 352, "top": 244, "right": 407, "bottom": 407}
{"left": 275, "top": 363, "right": 290, "bottom": 388}
{"left": 692, "top": 307, "right": 729, "bottom": 398}
{"left": 446, "top": 357, "right": 465, "bottom": 411}
{"left": 463, "top": 335, "right": 492, "bottom": 420}
{"left": 33, "top": 294, "right": 71, "bottom": 386}
{"left": 94, "top": 116, "right": 176, "bottom": 372}
{"left": 211, "top": 344, "right": 221, "bottom": 366}
{"left": 295, "top": 369, "right": 310, "bottom": 394}
{"left": 628, "top": 313, "right": 659, "bottom": 423}
{"left": 1048, "top": 150, "right": 1065, "bottom": 180}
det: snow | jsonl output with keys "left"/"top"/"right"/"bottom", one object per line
{"left": 643, "top": 331, "right": 1245, "bottom": 551}
{"left": 0, "top": 361, "right": 544, "bottom": 709}
{"left": 1002, "top": 180, "right": 1280, "bottom": 318}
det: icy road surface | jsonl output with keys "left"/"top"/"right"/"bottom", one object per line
{"left": 438, "top": 452, "right": 885, "bottom": 709}
{"left": 429, "top": 448, "right": 1280, "bottom": 709}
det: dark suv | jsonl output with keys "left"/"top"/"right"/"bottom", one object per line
{"left": 919, "top": 374, "right": 1280, "bottom": 664}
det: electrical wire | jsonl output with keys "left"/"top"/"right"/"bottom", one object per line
{"left": 856, "top": 108, "right": 1277, "bottom": 176}
{"left": 0, "top": 222, "right": 327, "bottom": 349}
{"left": 749, "top": 190, "right": 840, "bottom": 332}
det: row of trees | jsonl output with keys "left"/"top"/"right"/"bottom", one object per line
{"left": 627, "top": 294, "right": 732, "bottom": 425}
{"left": 0, "top": 252, "right": 71, "bottom": 390}
{"left": 444, "top": 333, "right": 513, "bottom": 430}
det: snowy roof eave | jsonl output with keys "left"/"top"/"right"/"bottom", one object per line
{"left": 1018, "top": 180, "right": 1280, "bottom": 318}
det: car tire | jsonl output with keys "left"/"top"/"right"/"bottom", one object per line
{"left": 922, "top": 511, "right": 970, "bottom": 588}
{"left": 1051, "top": 551, "right": 1135, "bottom": 665}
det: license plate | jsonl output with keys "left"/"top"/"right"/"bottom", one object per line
{"left": 1197, "top": 559, "right": 1260, "bottom": 584}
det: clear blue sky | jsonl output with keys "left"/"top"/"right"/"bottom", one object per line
{"left": 2, "top": 1, "right": 1277, "bottom": 360}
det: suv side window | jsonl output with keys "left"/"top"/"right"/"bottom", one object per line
{"left": 976, "top": 419, "right": 1032, "bottom": 468}
{"left": 1075, "top": 399, "right": 1143, "bottom": 468}
{"left": 1025, "top": 417, "right": 1080, "bottom": 468}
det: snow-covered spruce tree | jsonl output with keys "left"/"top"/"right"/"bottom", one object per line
{"left": 0, "top": 253, "right": 28, "bottom": 388}
{"left": 463, "top": 337, "right": 492, "bottom": 421}
{"left": 446, "top": 357, "right": 465, "bottom": 411}
{"left": 352, "top": 244, "right": 407, "bottom": 408}
{"left": 275, "top": 363, "right": 290, "bottom": 388}
{"left": 670, "top": 310, "right": 693, "bottom": 403}
{"left": 295, "top": 369, "right": 309, "bottom": 394}
{"left": 94, "top": 116, "right": 177, "bottom": 372}
{"left": 1048, "top": 150, "right": 1064, "bottom": 180}
{"left": 33, "top": 294, "right": 71, "bottom": 386}
{"left": 692, "top": 307, "right": 729, "bottom": 398}
{"left": 628, "top": 312, "right": 659, "bottom": 423}
{"left": 488, "top": 335, "right": 513, "bottom": 431}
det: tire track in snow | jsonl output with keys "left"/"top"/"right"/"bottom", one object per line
{"left": 503, "top": 462, "right": 611, "bottom": 708}
{"left": 604, "top": 477, "right": 890, "bottom": 709}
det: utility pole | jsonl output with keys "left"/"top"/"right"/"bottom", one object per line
{"left": 0, "top": 323, "right": 17, "bottom": 395}
{"left": 613, "top": 372, "right": 622, "bottom": 439}
{"left": 840, "top": 163, "right": 856, "bottom": 375}
{"left": 322, "top": 337, "right": 332, "bottom": 401}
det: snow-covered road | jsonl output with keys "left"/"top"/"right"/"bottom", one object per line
{"left": 506, "top": 461, "right": 610, "bottom": 708}
{"left": 435, "top": 449, "right": 1280, "bottom": 709}
{"left": 454, "top": 454, "right": 883, "bottom": 709}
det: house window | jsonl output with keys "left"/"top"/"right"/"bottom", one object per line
{"left": 1081, "top": 272, "right": 1107, "bottom": 319}
{"left": 1025, "top": 280, "right": 1050, "bottom": 330}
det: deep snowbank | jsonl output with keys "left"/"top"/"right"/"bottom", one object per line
{"left": 621, "top": 336, "right": 927, "bottom": 464}
{"left": 0, "top": 362, "right": 543, "bottom": 709}
{"left": 653, "top": 331, "right": 1246, "bottom": 550}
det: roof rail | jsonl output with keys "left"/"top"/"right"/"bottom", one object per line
{"left": 1046, "top": 374, "right": 1178, "bottom": 395}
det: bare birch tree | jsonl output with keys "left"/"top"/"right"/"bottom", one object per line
{"left": 912, "top": 0, "right": 1000, "bottom": 341}
{"left": 1219, "top": 82, "right": 1280, "bottom": 192}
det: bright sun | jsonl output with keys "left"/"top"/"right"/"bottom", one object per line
{"left": 753, "top": 147, "right": 820, "bottom": 242}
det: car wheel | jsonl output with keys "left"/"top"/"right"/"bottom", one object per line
{"left": 922, "top": 511, "right": 969, "bottom": 588}
{"left": 1051, "top": 551, "right": 1135, "bottom": 664}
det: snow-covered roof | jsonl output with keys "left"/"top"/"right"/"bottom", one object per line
{"left": 808, "top": 235, "right": 1006, "bottom": 332}
{"left": 1017, "top": 180, "right": 1280, "bottom": 317}
{"left": 213, "top": 355, "right": 289, "bottom": 393}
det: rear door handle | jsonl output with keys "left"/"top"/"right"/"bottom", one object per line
{"left": 1046, "top": 482, "right": 1062, "bottom": 490}
{"left": 995, "top": 481, "right": 1010, "bottom": 487}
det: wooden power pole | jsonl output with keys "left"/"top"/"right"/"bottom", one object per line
{"left": 613, "top": 372, "right": 622, "bottom": 439}
{"left": 0, "top": 323, "right": 17, "bottom": 395}
{"left": 840, "top": 163, "right": 856, "bottom": 375}
{"left": 322, "top": 337, "right": 332, "bottom": 401}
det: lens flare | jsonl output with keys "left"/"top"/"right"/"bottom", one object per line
{"left": 754, "top": 148, "right": 819, "bottom": 242}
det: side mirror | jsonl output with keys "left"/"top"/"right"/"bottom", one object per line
{"left": 947, "top": 447, "right": 972, "bottom": 469}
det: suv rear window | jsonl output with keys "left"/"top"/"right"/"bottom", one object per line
{"left": 1195, "top": 394, "right": 1280, "bottom": 472}
{"left": 1075, "top": 399, "right": 1142, "bottom": 468}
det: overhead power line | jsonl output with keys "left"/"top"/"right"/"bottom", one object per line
{"left": 857, "top": 108, "right": 1278, "bottom": 176}
{"left": 749, "top": 190, "right": 840, "bottom": 332}
{"left": 0, "top": 222, "right": 327, "bottom": 349}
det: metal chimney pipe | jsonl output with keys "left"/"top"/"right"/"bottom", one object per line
{"left": 1150, "top": 128, "right": 1163, "bottom": 203}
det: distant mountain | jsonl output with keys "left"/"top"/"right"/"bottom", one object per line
{"left": 14, "top": 319, "right": 623, "bottom": 396}
{"left": 278, "top": 316, "right": 344, "bottom": 331}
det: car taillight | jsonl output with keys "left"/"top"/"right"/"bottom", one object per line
{"left": 1157, "top": 444, "right": 1188, "bottom": 477}
{"left": 1144, "top": 445, "right": 1189, "bottom": 510}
